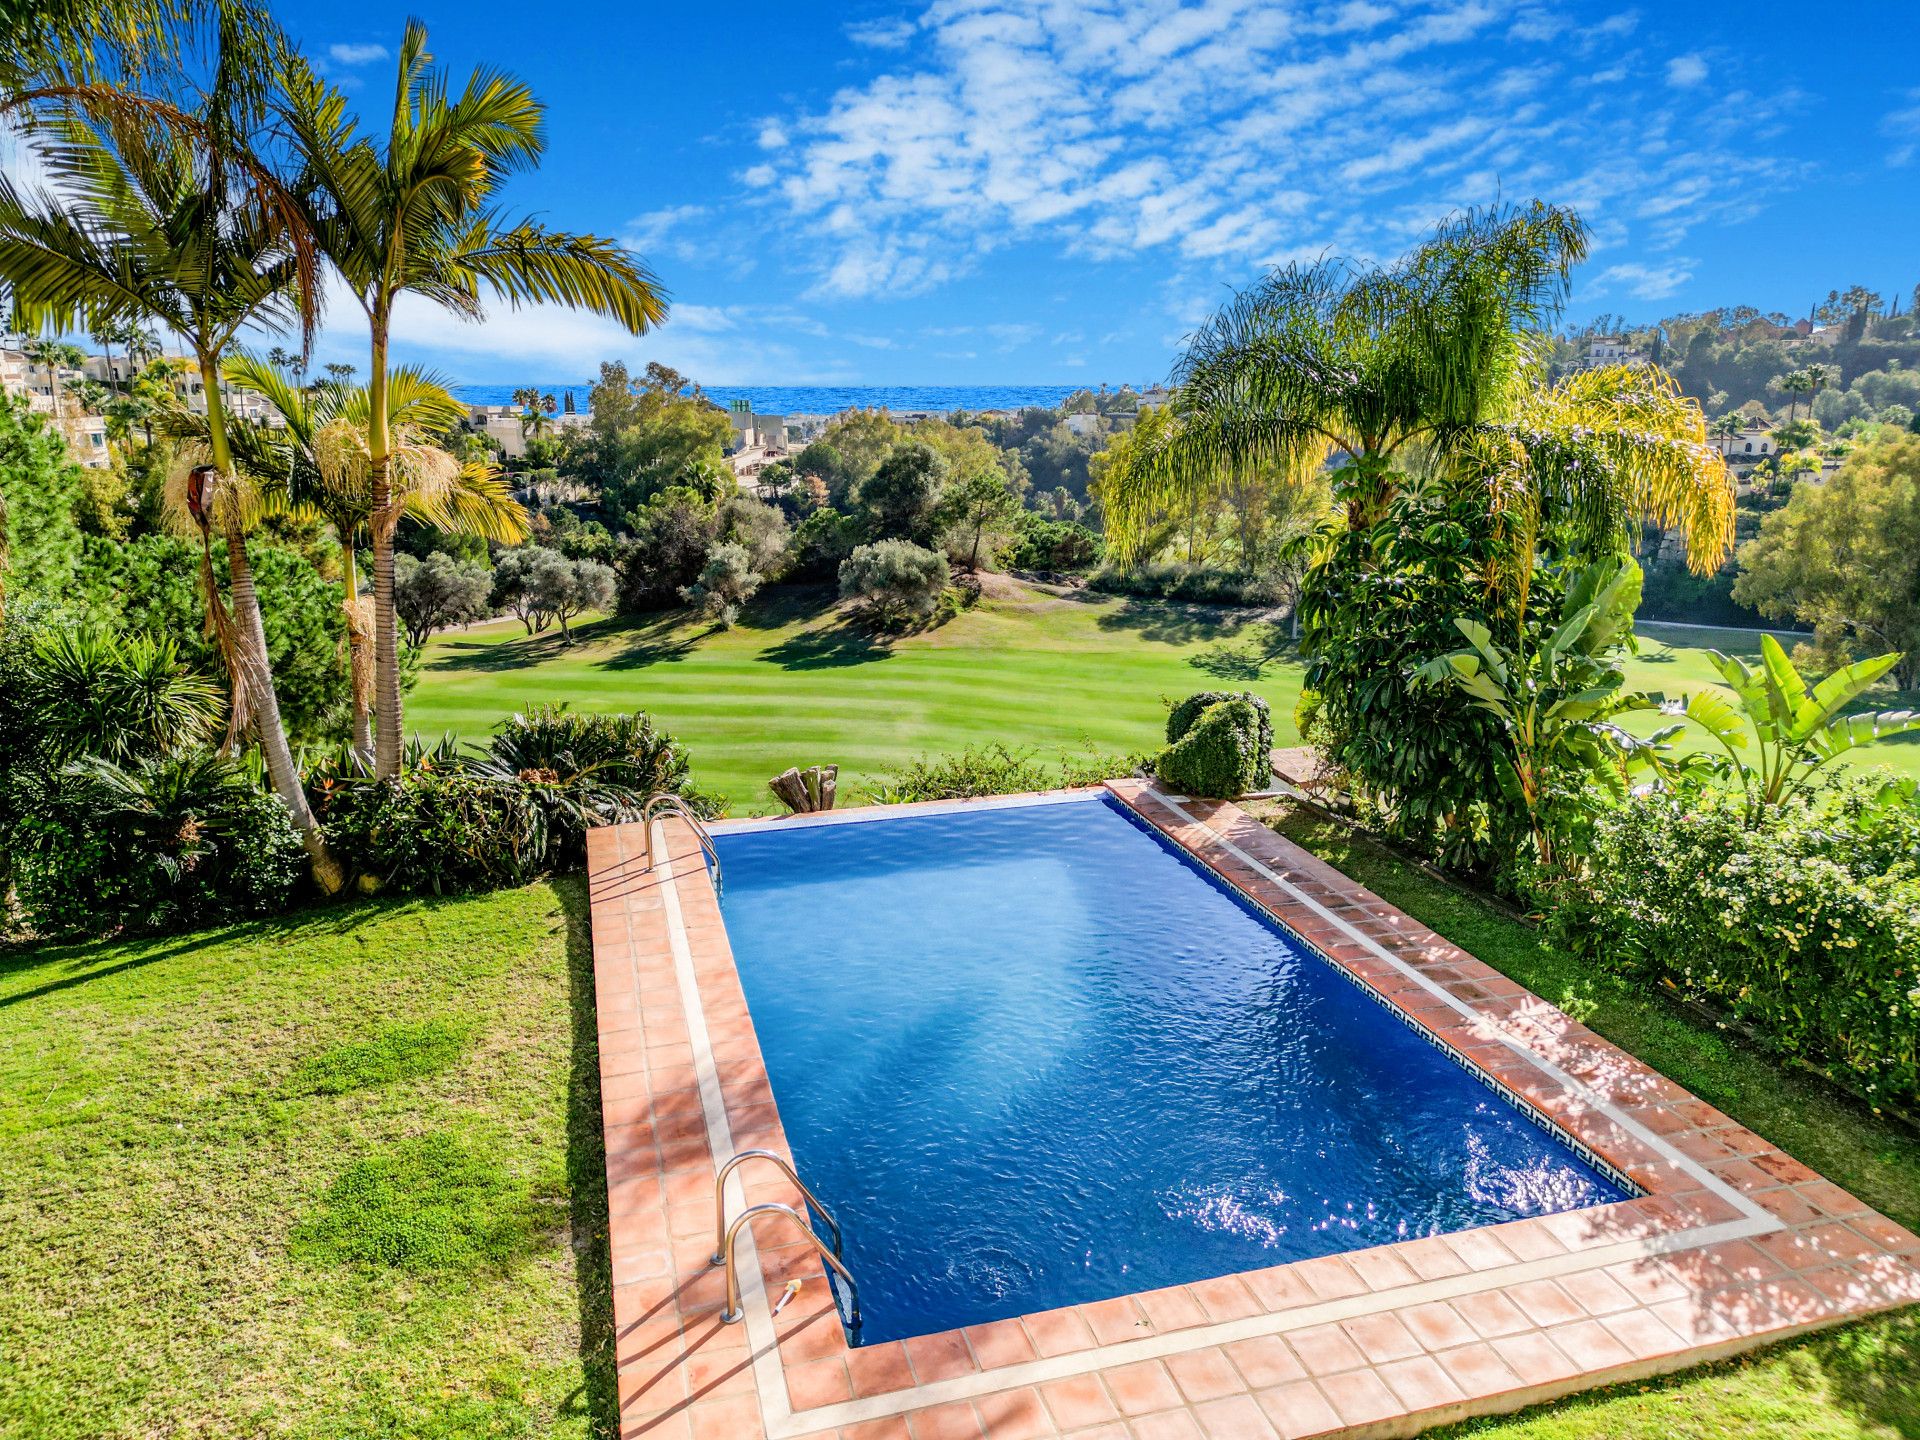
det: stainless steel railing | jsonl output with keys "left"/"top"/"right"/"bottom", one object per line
{"left": 641, "top": 792, "right": 721, "bottom": 893}
{"left": 715, "top": 1202, "right": 861, "bottom": 1331}
{"left": 710, "top": 1149, "right": 843, "bottom": 1265}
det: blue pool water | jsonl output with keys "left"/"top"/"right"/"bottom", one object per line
{"left": 711, "top": 795, "right": 1626, "bottom": 1345}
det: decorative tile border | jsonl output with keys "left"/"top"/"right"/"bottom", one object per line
{"left": 585, "top": 783, "right": 1920, "bottom": 1440}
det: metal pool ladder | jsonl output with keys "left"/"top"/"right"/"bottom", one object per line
{"left": 641, "top": 792, "right": 722, "bottom": 894}
{"left": 711, "top": 1151, "right": 861, "bottom": 1330}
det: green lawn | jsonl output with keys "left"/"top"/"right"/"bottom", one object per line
{"left": 1257, "top": 799, "right": 1920, "bottom": 1440}
{"left": 408, "top": 583, "right": 1307, "bottom": 812}
{"left": 407, "top": 585, "right": 1920, "bottom": 814}
{"left": 0, "top": 882, "right": 613, "bottom": 1440}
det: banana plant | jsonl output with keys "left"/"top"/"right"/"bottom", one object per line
{"left": 1416, "top": 558, "right": 1679, "bottom": 867}
{"left": 1662, "top": 635, "right": 1919, "bottom": 824}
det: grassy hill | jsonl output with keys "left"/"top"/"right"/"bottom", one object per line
{"left": 406, "top": 583, "right": 1918, "bottom": 814}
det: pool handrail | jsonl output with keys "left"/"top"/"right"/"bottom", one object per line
{"left": 641, "top": 792, "right": 721, "bottom": 893}
{"left": 711, "top": 1148, "right": 844, "bottom": 1266}
{"left": 717, "top": 1201, "right": 862, "bottom": 1331}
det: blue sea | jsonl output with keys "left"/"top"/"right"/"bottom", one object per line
{"left": 453, "top": 383, "right": 1109, "bottom": 415}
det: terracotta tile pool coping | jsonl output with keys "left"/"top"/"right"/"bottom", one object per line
{"left": 584, "top": 782, "right": 1920, "bottom": 1440}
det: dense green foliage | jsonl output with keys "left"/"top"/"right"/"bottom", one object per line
{"left": 10, "top": 749, "right": 304, "bottom": 940}
{"left": 866, "top": 742, "right": 1142, "bottom": 802}
{"left": 1008, "top": 511, "right": 1100, "bottom": 571}
{"left": 1298, "top": 490, "right": 1519, "bottom": 867}
{"left": 0, "top": 394, "right": 85, "bottom": 600}
{"left": 313, "top": 765, "right": 547, "bottom": 893}
{"left": 73, "top": 531, "right": 350, "bottom": 743}
{"left": 1550, "top": 779, "right": 1920, "bottom": 1109}
{"left": 1735, "top": 434, "right": 1920, "bottom": 688}
{"left": 1168, "top": 688, "right": 1273, "bottom": 757}
{"left": 1156, "top": 697, "right": 1267, "bottom": 797}
{"left": 838, "top": 539, "right": 950, "bottom": 628}
{"left": 1088, "top": 560, "right": 1286, "bottom": 606}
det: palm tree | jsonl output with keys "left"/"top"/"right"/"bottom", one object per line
{"left": 1802, "top": 361, "right": 1834, "bottom": 421}
{"left": 0, "top": 73, "right": 345, "bottom": 891}
{"left": 208, "top": 354, "right": 528, "bottom": 761}
{"left": 1773, "top": 369, "right": 1814, "bottom": 424}
{"left": 281, "top": 22, "right": 667, "bottom": 778}
{"left": 21, "top": 336, "right": 84, "bottom": 425}
{"left": 1123, "top": 203, "right": 1735, "bottom": 594}
{"left": 1138, "top": 203, "right": 1590, "bottom": 538}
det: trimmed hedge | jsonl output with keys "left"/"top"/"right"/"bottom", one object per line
{"left": 1168, "top": 689, "right": 1274, "bottom": 757}
{"left": 1156, "top": 698, "right": 1268, "bottom": 798}
{"left": 1550, "top": 783, "right": 1920, "bottom": 1110}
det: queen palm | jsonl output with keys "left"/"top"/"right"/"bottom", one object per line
{"left": 0, "top": 88, "right": 345, "bottom": 890}
{"left": 282, "top": 22, "right": 666, "bottom": 777}
{"left": 212, "top": 354, "right": 528, "bottom": 761}
{"left": 1123, "top": 203, "right": 1735, "bottom": 594}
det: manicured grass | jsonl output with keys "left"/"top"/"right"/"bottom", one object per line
{"left": 0, "top": 882, "right": 613, "bottom": 1440}
{"left": 1256, "top": 799, "right": 1920, "bottom": 1440}
{"left": 406, "top": 585, "right": 1919, "bottom": 815}
{"left": 408, "top": 583, "right": 1306, "bottom": 812}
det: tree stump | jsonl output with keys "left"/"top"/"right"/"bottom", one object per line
{"left": 770, "top": 764, "right": 839, "bottom": 814}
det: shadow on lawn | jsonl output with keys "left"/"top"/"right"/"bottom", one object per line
{"left": 758, "top": 622, "right": 893, "bottom": 670}
{"left": 600, "top": 613, "right": 700, "bottom": 671}
{"left": 554, "top": 875, "right": 618, "bottom": 1435}
{"left": 1188, "top": 624, "right": 1296, "bottom": 681}
{"left": 429, "top": 623, "right": 600, "bottom": 672}
{"left": 0, "top": 893, "right": 513, "bottom": 1010}
{"left": 1092, "top": 595, "right": 1264, "bottom": 646}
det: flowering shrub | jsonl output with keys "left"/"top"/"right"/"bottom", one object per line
{"left": 1550, "top": 779, "right": 1920, "bottom": 1108}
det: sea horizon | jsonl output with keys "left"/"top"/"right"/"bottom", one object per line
{"left": 451, "top": 382, "right": 1150, "bottom": 416}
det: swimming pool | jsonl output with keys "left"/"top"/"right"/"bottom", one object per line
{"left": 711, "top": 793, "right": 1629, "bottom": 1346}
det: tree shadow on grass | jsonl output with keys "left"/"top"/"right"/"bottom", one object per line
{"left": 430, "top": 626, "right": 585, "bottom": 673}
{"left": 598, "top": 613, "right": 700, "bottom": 671}
{"left": 732, "top": 583, "right": 842, "bottom": 632}
{"left": 1188, "top": 624, "right": 1297, "bottom": 681}
{"left": 552, "top": 875, "right": 617, "bottom": 1435}
{"left": 0, "top": 892, "right": 506, "bottom": 1010}
{"left": 758, "top": 622, "right": 894, "bottom": 671}
{"left": 1093, "top": 595, "right": 1262, "bottom": 646}
{"left": 1813, "top": 1311, "right": 1920, "bottom": 1437}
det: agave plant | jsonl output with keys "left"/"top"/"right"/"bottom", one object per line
{"left": 1416, "top": 558, "right": 1679, "bottom": 867}
{"left": 1663, "top": 635, "right": 1920, "bottom": 824}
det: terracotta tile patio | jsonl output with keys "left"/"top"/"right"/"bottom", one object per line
{"left": 583, "top": 781, "right": 1920, "bottom": 1439}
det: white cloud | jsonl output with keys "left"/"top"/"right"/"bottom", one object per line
{"left": 1665, "top": 55, "right": 1708, "bottom": 89}
{"left": 757, "top": 122, "right": 789, "bottom": 151}
{"left": 846, "top": 17, "right": 916, "bottom": 49}
{"left": 292, "top": 274, "right": 859, "bottom": 386}
{"left": 327, "top": 42, "right": 389, "bottom": 66}
{"left": 750, "top": 0, "right": 1780, "bottom": 301}
{"left": 1886, "top": 90, "right": 1920, "bottom": 166}
{"left": 1591, "top": 259, "right": 1695, "bottom": 300}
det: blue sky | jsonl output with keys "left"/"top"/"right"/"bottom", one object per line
{"left": 272, "top": 0, "right": 1920, "bottom": 388}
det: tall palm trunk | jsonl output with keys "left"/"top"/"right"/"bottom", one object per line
{"left": 340, "top": 541, "right": 375, "bottom": 764}
{"left": 200, "top": 358, "right": 346, "bottom": 893}
{"left": 368, "top": 328, "right": 404, "bottom": 780}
